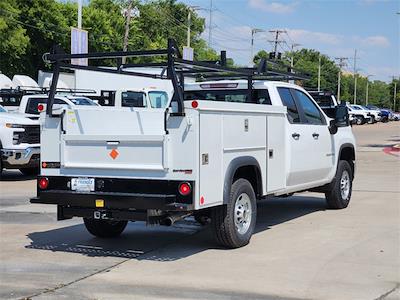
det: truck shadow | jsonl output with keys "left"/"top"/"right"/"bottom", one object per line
{"left": 25, "top": 195, "right": 326, "bottom": 261}
{"left": 0, "top": 170, "right": 36, "bottom": 181}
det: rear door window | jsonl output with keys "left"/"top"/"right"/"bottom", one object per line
{"left": 121, "top": 91, "right": 146, "bottom": 107}
{"left": 184, "top": 89, "right": 271, "bottom": 105}
{"left": 277, "top": 87, "right": 300, "bottom": 123}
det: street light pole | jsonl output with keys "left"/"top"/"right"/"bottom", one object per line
{"left": 250, "top": 28, "right": 264, "bottom": 67}
{"left": 187, "top": 9, "right": 191, "bottom": 47}
{"left": 394, "top": 80, "right": 397, "bottom": 111}
{"left": 77, "top": 0, "right": 82, "bottom": 29}
{"left": 317, "top": 55, "right": 321, "bottom": 91}
{"left": 365, "top": 74, "right": 374, "bottom": 105}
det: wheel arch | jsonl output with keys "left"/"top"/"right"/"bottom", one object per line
{"left": 224, "top": 156, "right": 262, "bottom": 204}
{"left": 338, "top": 143, "right": 355, "bottom": 178}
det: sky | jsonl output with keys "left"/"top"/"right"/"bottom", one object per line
{"left": 179, "top": 0, "right": 399, "bottom": 82}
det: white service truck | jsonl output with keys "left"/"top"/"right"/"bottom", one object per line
{"left": 0, "top": 105, "right": 40, "bottom": 175}
{"left": 31, "top": 43, "right": 356, "bottom": 248}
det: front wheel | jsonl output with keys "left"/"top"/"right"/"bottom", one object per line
{"left": 356, "top": 116, "right": 363, "bottom": 125}
{"left": 83, "top": 218, "right": 127, "bottom": 238}
{"left": 211, "top": 178, "right": 257, "bottom": 248}
{"left": 325, "top": 160, "right": 353, "bottom": 209}
{"left": 368, "top": 116, "right": 375, "bottom": 124}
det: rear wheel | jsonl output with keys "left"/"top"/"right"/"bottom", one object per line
{"left": 83, "top": 218, "right": 127, "bottom": 238}
{"left": 211, "top": 178, "right": 257, "bottom": 248}
{"left": 325, "top": 160, "right": 353, "bottom": 209}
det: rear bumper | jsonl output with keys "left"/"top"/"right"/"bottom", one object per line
{"left": 30, "top": 176, "right": 194, "bottom": 212}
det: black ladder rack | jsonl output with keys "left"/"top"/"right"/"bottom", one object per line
{"left": 43, "top": 38, "right": 309, "bottom": 116}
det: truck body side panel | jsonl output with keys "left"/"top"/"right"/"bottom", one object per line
{"left": 266, "top": 114, "right": 286, "bottom": 192}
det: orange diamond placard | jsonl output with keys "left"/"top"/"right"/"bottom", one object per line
{"left": 109, "top": 149, "right": 119, "bottom": 160}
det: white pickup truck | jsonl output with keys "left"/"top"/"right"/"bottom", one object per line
{"left": 0, "top": 105, "right": 40, "bottom": 176}
{"left": 113, "top": 89, "right": 169, "bottom": 108}
{"left": 16, "top": 94, "right": 99, "bottom": 119}
{"left": 31, "top": 43, "right": 356, "bottom": 248}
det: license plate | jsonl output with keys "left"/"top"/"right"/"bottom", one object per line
{"left": 71, "top": 178, "right": 95, "bottom": 192}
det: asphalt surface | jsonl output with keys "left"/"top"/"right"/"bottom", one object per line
{"left": 0, "top": 122, "right": 399, "bottom": 300}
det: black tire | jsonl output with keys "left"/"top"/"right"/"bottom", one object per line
{"left": 325, "top": 160, "right": 353, "bottom": 209}
{"left": 368, "top": 116, "right": 375, "bottom": 124}
{"left": 20, "top": 167, "right": 39, "bottom": 176}
{"left": 211, "top": 178, "right": 257, "bottom": 248}
{"left": 356, "top": 116, "right": 363, "bottom": 125}
{"left": 83, "top": 218, "right": 127, "bottom": 238}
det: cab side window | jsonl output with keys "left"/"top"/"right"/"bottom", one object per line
{"left": 292, "top": 90, "right": 325, "bottom": 125}
{"left": 277, "top": 87, "right": 300, "bottom": 123}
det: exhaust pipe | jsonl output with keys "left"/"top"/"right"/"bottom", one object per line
{"left": 162, "top": 212, "right": 192, "bottom": 226}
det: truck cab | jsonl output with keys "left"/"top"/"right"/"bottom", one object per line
{"left": 113, "top": 89, "right": 169, "bottom": 109}
{"left": 0, "top": 105, "right": 40, "bottom": 175}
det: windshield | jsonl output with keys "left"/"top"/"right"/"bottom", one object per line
{"left": 69, "top": 97, "right": 97, "bottom": 106}
{"left": 0, "top": 105, "right": 7, "bottom": 112}
{"left": 121, "top": 91, "right": 146, "bottom": 107}
{"left": 184, "top": 89, "right": 271, "bottom": 105}
{"left": 351, "top": 105, "right": 362, "bottom": 110}
{"left": 148, "top": 91, "right": 169, "bottom": 108}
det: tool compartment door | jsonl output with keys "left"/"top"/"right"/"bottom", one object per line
{"left": 61, "top": 108, "right": 167, "bottom": 171}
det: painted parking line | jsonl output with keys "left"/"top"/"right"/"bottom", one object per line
{"left": 383, "top": 144, "right": 400, "bottom": 157}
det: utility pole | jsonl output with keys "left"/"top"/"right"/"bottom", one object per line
{"left": 268, "top": 29, "right": 286, "bottom": 60}
{"left": 208, "top": 0, "right": 213, "bottom": 47}
{"left": 122, "top": 2, "right": 139, "bottom": 64}
{"left": 365, "top": 74, "right": 374, "bottom": 105}
{"left": 289, "top": 43, "right": 301, "bottom": 84}
{"left": 335, "top": 57, "right": 348, "bottom": 103}
{"left": 317, "top": 55, "right": 321, "bottom": 91}
{"left": 187, "top": 9, "right": 191, "bottom": 47}
{"left": 353, "top": 49, "right": 359, "bottom": 104}
{"left": 122, "top": 1, "right": 133, "bottom": 64}
{"left": 250, "top": 28, "right": 265, "bottom": 67}
{"left": 77, "top": 0, "right": 82, "bottom": 29}
{"left": 392, "top": 76, "right": 398, "bottom": 111}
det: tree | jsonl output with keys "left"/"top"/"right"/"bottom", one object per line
{"left": 253, "top": 50, "right": 268, "bottom": 65}
{"left": 0, "top": 0, "right": 29, "bottom": 77}
{"left": 290, "top": 49, "right": 339, "bottom": 92}
{"left": 0, "top": 0, "right": 220, "bottom": 77}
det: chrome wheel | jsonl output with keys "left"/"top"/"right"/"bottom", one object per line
{"left": 340, "top": 170, "right": 350, "bottom": 200}
{"left": 234, "top": 193, "right": 252, "bottom": 235}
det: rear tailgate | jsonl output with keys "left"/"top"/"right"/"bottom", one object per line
{"left": 61, "top": 107, "right": 167, "bottom": 171}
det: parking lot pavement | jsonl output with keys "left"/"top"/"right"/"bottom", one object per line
{"left": 0, "top": 122, "right": 399, "bottom": 300}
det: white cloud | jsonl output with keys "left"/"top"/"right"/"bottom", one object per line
{"left": 356, "top": 35, "right": 391, "bottom": 47}
{"left": 248, "top": 0, "right": 297, "bottom": 14}
{"left": 286, "top": 29, "right": 343, "bottom": 45}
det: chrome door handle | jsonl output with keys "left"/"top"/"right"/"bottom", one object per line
{"left": 312, "top": 133, "right": 319, "bottom": 139}
{"left": 292, "top": 133, "right": 300, "bottom": 140}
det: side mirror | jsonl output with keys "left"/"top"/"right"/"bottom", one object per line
{"left": 329, "top": 104, "right": 349, "bottom": 134}
{"left": 329, "top": 119, "right": 338, "bottom": 134}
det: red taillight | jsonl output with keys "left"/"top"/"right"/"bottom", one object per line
{"left": 178, "top": 182, "right": 191, "bottom": 196}
{"left": 191, "top": 100, "right": 198, "bottom": 109}
{"left": 38, "top": 104, "right": 44, "bottom": 112}
{"left": 38, "top": 177, "right": 49, "bottom": 190}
